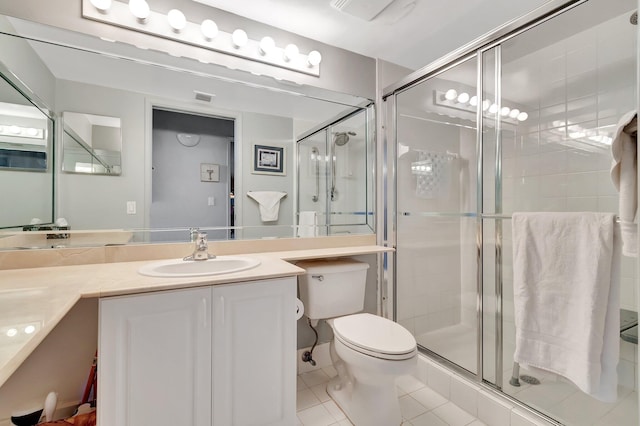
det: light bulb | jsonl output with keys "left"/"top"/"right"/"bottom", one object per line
{"left": 6, "top": 328, "right": 17, "bottom": 337}
{"left": 308, "top": 50, "right": 322, "bottom": 67}
{"left": 469, "top": 96, "right": 478, "bottom": 106}
{"left": 283, "top": 44, "right": 299, "bottom": 62}
{"left": 457, "top": 92, "right": 470, "bottom": 103}
{"left": 500, "top": 106, "right": 511, "bottom": 117}
{"left": 517, "top": 112, "right": 529, "bottom": 122}
{"left": 201, "top": 19, "right": 218, "bottom": 41}
{"left": 24, "top": 325, "right": 35, "bottom": 334}
{"left": 9, "top": 125, "right": 20, "bottom": 134}
{"left": 129, "top": 0, "right": 150, "bottom": 21}
{"left": 259, "top": 36, "right": 275, "bottom": 55}
{"left": 232, "top": 29, "right": 248, "bottom": 48}
{"left": 509, "top": 108, "right": 520, "bottom": 119}
{"left": 90, "top": 0, "right": 112, "bottom": 13}
{"left": 167, "top": 9, "right": 186, "bottom": 32}
{"left": 489, "top": 103, "right": 498, "bottom": 114}
{"left": 444, "top": 89, "right": 457, "bottom": 101}
{"left": 27, "top": 128, "right": 39, "bottom": 136}
{"left": 482, "top": 99, "right": 490, "bottom": 111}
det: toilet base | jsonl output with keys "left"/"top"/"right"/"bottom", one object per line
{"left": 327, "top": 375, "right": 402, "bottom": 426}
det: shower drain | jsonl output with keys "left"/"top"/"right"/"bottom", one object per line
{"left": 519, "top": 375, "right": 541, "bottom": 385}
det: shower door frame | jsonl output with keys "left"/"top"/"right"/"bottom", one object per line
{"left": 383, "top": 0, "right": 597, "bottom": 409}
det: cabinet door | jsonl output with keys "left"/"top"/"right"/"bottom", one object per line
{"left": 99, "top": 287, "right": 212, "bottom": 426}
{"left": 212, "top": 277, "right": 296, "bottom": 426}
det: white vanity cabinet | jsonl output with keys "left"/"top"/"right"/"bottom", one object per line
{"left": 98, "top": 277, "right": 296, "bottom": 426}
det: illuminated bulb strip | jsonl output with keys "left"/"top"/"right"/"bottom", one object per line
{"left": 0, "top": 125, "right": 44, "bottom": 139}
{"left": 81, "top": 0, "right": 322, "bottom": 76}
{"left": 436, "top": 89, "right": 528, "bottom": 122}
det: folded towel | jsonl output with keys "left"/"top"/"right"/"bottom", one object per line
{"left": 247, "top": 191, "right": 287, "bottom": 222}
{"left": 512, "top": 212, "right": 620, "bottom": 402}
{"left": 610, "top": 110, "right": 638, "bottom": 257}
{"left": 297, "top": 211, "right": 318, "bottom": 237}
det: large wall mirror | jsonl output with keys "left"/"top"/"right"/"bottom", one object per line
{"left": 0, "top": 15, "right": 375, "bottom": 249}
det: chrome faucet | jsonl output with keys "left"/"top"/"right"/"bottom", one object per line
{"left": 183, "top": 232, "right": 216, "bottom": 261}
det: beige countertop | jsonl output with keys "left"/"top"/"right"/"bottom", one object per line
{"left": 0, "top": 244, "right": 392, "bottom": 388}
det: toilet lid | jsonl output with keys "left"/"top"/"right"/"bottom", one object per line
{"left": 332, "top": 313, "right": 417, "bottom": 360}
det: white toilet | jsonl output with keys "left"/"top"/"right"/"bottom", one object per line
{"left": 297, "top": 258, "right": 417, "bottom": 426}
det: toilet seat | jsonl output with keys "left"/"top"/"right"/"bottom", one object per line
{"left": 332, "top": 313, "right": 417, "bottom": 360}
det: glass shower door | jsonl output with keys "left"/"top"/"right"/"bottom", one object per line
{"left": 394, "top": 56, "right": 479, "bottom": 374}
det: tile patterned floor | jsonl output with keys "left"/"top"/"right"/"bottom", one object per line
{"left": 296, "top": 367, "right": 485, "bottom": 426}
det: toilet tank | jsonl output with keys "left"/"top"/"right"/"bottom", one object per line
{"left": 297, "top": 258, "right": 370, "bottom": 320}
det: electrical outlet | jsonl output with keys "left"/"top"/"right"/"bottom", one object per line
{"left": 126, "top": 201, "right": 136, "bottom": 215}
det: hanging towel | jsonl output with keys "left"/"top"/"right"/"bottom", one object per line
{"left": 247, "top": 191, "right": 287, "bottom": 222}
{"left": 610, "top": 110, "right": 638, "bottom": 257}
{"left": 297, "top": 211, "right": 318, "bottom": 238}
{"left": 511, "top": 212, "right": 620, "bottom": 403}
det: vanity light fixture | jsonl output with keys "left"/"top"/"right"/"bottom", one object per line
{"left": 0, "top": 125, "right": 44, "bottom": 139}
{"left": 167, "top": 9, "right": 187, "bottom": 32}
{"left": 201, "top": 19, "right": 218, "bottom": 41}
{"left": 89, "top": 0, "right": 111, "bottom": 13}
{"left": 129, "top": 0, "right": 150, "bottom": 22}
{"left": 81, "top": 0, "right": 322, "bottom": 76}
{"left": 435, "top": 89, "right": 528, "bottom": 123}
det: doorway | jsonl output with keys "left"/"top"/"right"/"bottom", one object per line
{"left": 151, "top": 108, "right": 235, "bottom": 241}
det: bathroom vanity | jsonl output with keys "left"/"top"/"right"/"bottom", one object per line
{"left": 99, "top": 277, "right": 296, "bottom": 426}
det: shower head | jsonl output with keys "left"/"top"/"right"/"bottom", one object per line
{"left": 631, "top": 11, "right": 637, "bottom": 25}
{"left": 333, "top": 131, "right": 356, "bottom": 146}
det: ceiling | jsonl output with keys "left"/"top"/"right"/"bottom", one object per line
{"left": 193, "top": 0, "right": 552, "bottom": 70}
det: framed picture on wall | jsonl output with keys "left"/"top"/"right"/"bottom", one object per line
{"left": 252, "top": 144, "right": 285, "bottom": 175}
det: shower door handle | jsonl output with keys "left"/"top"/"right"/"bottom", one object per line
{"left": 311, "top": 147, "right": 319, "bottom": 202}
{"left": 330, "top": 142, "right": 337, "bottom": 201}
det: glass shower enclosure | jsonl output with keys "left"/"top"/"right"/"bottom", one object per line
{"left": 386, "top": 0, "right": 638, "bottom": 424}
{"left": 297, "top": 107, "right": 375, "bottom": 236}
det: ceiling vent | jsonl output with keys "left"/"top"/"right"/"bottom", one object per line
{"left": 330, "top": 0, "right": 396, "bottom": 21}
{"left": 194, "top": 91, "right": 215, "bottom": 102}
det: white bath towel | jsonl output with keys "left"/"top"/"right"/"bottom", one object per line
{"left": 610, "top": 110, "right": 638, "bottom": 257}
{"left": 247, "top": 191, "right": 287, "bottom": 222}
{"left": 512, "top": 212, "right": 620, "bottom": 403}
{"left": 297, "top": 211, "right": 318, "bottom": 238}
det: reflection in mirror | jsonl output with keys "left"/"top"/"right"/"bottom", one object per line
{"left": 0, "top": 14, "right": 374, "bottom": 248}
{"left": 0, "top": 62, "right": 53, "bottom": 229}
{"left": 62, "top": 112, "right": 122, "bottom": 175}
{"left": 297, "top": 107, "right": 375, "bottom": 236}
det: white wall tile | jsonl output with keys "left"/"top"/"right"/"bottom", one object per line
{"left": 477, "top": 390, "right": 513, "bottom": 426}
{"left": 427, "top": 363, "right": 451, "bottom": 399}
{"left": 449, "top": 374, "right": 478, "bottom": 416}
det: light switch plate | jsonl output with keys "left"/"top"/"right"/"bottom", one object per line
{"left": 200, "top": 163, "right": 220, "bottom": 182}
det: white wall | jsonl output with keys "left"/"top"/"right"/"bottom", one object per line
{"left": 239, "top": 112, "right": 295, "bottom": 239}
{"left": 56, "top": 79, "right": 146, "bottom": 230}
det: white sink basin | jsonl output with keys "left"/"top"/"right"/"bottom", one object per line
{"left": 138, "top": 256, "right": 261, "bottom": 278}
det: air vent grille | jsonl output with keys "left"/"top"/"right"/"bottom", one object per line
{"left": 329, "top": 0, "right": 395, "bottom": 21}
